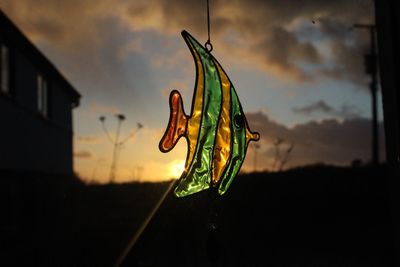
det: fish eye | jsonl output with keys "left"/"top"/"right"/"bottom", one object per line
{"left": 234, "top": 114, "right": 244, "bottom": 128}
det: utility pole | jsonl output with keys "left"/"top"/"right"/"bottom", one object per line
{"left": 352, "top": 24, "right": 379, "bottom": 166}
{"left": 100, "top": 115, "right": 143, "bottom": 183}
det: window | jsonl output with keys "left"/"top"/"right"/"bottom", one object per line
{"left": 0, "top": 44, "right": 10, "bottom": 94}
{"left": 37, "top": 74, "right": 48, "bottom": 118}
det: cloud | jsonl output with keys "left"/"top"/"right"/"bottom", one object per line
{"left": 74, "top": 150, "right": 94, "bottom": 159}
{"left": 292, "top": 100, "right": 333, "bottom": 115}
{"left": 96, "top": 157, "right": 108, "bottom": 164}
{"left": 76, "top": 135, "right": 100, "bottom": 144}
{"left": 1, "top": 0, "right": 119, "bottom": 49}
{"left": 1, "top": 0, "right": 374, "bottom": 87}
{"left": 292, "top": 100, "right": 361, "bottom": 119}
{"left": 119, "top": 0, "right": 373, "bottom": 85}
{"left": 89, "top": 102, "right": 120, "bottom": 115}
{"left": 318, "top": 33, "right": 369, "bottom": 86}
{"left": 337, "top": 104, "right": 361, "bottom": 119}
{"left": 246, "top": 112, "right": 385, "bottom": 168}
{"left": 161, "top": 80, "right": 188, "bottom": 98}
{"left": 118, "top": 37, "right": 144, "bottom": 60}
{"left": 225, "top": 26, "right": 322, "bottom": 81}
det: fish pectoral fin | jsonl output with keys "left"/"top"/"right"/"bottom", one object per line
{"left": 159, "top": 90, "right": 188, "bottom": 152}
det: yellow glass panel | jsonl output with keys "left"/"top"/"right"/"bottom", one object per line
{"left": 211, "top": 59, "right": 231, "bottom": 185}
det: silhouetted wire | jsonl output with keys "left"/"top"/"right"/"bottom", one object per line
{"left": 114, "top": 179, "right": 177, "bottom": 267}
{"left": 205, "top": 0, "right": 213, "bottom": 52}
{"left": 207, "top": 0, "right": 210, "bottom": 41}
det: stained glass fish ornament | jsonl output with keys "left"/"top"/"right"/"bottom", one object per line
{"left": 159, "top": 31, "right": 260, "bottom": 197}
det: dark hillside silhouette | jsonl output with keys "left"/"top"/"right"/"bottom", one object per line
{"left": 121, "top": 165, "right": 392, "bottom": 267}
{"left": 2, "top": 166, "right": 393, "bottom": 266}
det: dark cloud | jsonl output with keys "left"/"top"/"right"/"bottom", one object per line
{"left": 319, "top": 37, "right": 369, "bottom": 86}
{"left": 246, "top": 112, "right": 385, "bottom": 168}
{"left": 76, "top": 136, "right": 98, "bottom": 143}
{"left": 292, "top": 100, "right": 334, "bottom": 115}
{"left": 1, "top": 0, "right": 374, "bottom": 87}
{"left": 337, "top": 104, "right": 362, "bottom": 119}
{"left": 249, "top": 26, "right": 322, "bottom": 81}
{"left": 74, "top": 150, "right": 93, "bottom": 159}
{"left": 292, "top": 100, "right": 361, "bottom": 119}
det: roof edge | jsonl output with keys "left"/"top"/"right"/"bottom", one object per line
{"left": 0, "top": 9, "right": 81, "bottom": 106}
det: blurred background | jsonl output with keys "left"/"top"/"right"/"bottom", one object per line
{"left": 0, "top": 0, "right": 386, "bottom": 183}
{"left": 1, "top": 0, "right": 399, "bottom": 266}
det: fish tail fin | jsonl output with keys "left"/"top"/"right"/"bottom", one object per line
{"left": 159, "top": 90, "right": 188, "bottom": 152}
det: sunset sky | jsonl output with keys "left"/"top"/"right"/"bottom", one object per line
{"left": 1, "top": 0, "right": 385, "bottom": 183}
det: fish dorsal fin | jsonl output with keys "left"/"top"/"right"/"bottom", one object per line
{"left": 159, "top": 90, "right": 188, "bottom": 152}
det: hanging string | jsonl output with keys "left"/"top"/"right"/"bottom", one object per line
{"left": 205, "top": 0, "right": 213, "bottom": 52}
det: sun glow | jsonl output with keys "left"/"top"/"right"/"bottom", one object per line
{"left": 168, "top": 160, "right": 185, "bottom": 179}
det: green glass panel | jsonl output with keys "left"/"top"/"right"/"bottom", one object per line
{"left": 174, "top": 33, "right": 222, "bottom": 197}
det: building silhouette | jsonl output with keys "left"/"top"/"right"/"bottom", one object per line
{"left": 0, "top": 11, "right": 80, "bottom": 176}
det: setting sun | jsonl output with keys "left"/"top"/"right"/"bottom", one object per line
{"left": 168, "top": 160, "right": 185, "bottom": 179}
